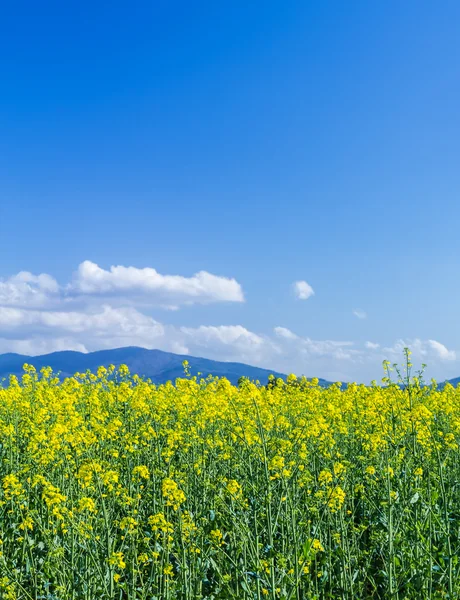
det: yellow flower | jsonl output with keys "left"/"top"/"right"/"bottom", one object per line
{"left": 226, "top": 479, "right": 242, "bottom": 498}
{"left": 148, "top": 513, "right": 173, "bottom": 534}
{"left": 311, "top": 538, "right": 324, "bottom": 552}
{"left": 162, "top": 478, "right": 186, "bottom": 510}
{"left": 318, "top": 470, "right": 333, "bottom": 485}
{"left": 119, "top": 516, "right": 138, "bottom": 534}
{"left": 328, "top": 486, "right": 346, "bottom": 512}
{"left": 118, "top": 364, "right": 130, "bottom": 377}
{"left": 77, "top": 497, "right": 96, "bottom": 513}
{"left": 210, "top": 529, "right": 224, "bottom": 546}
{"left": 132, "top": 465, "right": 150, "bottom": 480}
{"left": 269, "top": 455, "right": 285, "bottom": 473}
{"left": 109, "top": 552, "right": 126, "bottom": 570}
{"left": 19, "top": 515, "right": 33, "bottom": 531}
{"left": 2, "top": 474, "right": 24, "bottom": 500}
{"left": 333, "top": 462, "right": 346, "bottom": 477}
{"left": 0, "top": 354, "right": 458, "bottom": 593}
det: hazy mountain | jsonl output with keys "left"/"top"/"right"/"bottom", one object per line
{"left": 0, "top": 346, "right": 332, "bottom": 387}
{"left": 437, "top": 376, "right": 460, "bottom": 389}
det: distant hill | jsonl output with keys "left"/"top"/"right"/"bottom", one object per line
{"left": 437, "top": 376, "right": 460, "bottom": 389}
{"left": 0, "top": 346, "right": 333, "bottom": 387}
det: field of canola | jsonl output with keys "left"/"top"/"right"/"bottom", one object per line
{"left": 1, "top": 354, "right": 460, "bottom": 599}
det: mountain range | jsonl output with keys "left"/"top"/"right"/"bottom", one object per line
{"left": 2, "top": 348, "right": 458, "bottom": 389}
{"left": 0, "top": 346, "right": 329, "bottom": 386}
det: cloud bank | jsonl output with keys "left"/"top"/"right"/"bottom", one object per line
{"left": 0, "top": 262, "right": 458, "bottom": 383}
{"left": 0, "top": 261, "right": 244, "bottom": 310}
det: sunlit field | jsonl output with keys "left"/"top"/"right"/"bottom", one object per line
{"left": 1, "top": 352, "right": 459, "bottom": 599}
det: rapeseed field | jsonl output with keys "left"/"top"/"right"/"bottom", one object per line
{"left": 0, "top": 351, "right": 459, "bottom": 599}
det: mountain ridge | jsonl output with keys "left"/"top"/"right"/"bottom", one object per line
{"left": 0, "top": 346, "right": 332, "bottom": 387}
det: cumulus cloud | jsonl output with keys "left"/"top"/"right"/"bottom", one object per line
{"left": 428, "top": 340, "right": 456, "bottom": 361}
{"left": 0, "top": 305, "right": 164, "bottom": 337}
{"left": 353, "top": 309, "right": 367, "bottom": 319}
{"left": 272, "top": 327, "right": 365, "bottom": 381}
{"left": 0, "top": 264, "right": 459, "bottom": 383}
{"left": 179, "top": 325, "right": 276, "bottom": 364}
{"left": 273, "top": 326, "right": 298, "bottom": 340}
{"left": 0, "top": 261, "right": 244, "bottom": 312}
{"left": 0, "top": 272, "right": 60, "bottom": 308}
{"left": 382, "top": 339, "right": 456, "bottom": 363}
{"left": 274, "top": 326, "right": 356, "bottom": 359}
{"left": 270, "top": 331, "right": 459, "bottom": 382}
{"left": 70, "top": 261, "right": 244, "bottom": 306}
{"left": 0, "top": 310, "right": 275, "bottom": 368}
{"left": 0, "top": 308, "right": 458, "bottom": 383}
{"left": 293, "top": 281, "right": 314, "bottom": 300}
{"left": 0, "top": 337, "right": 88, "bottom": 356}
{"left": 181, "top": 325, "right": 264, "bottom": 348}
{"left": 0, "top": 305, "right": 169, "bottom": 360}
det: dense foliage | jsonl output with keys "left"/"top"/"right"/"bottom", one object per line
{"left": 0, "top": 353, "right": 459, "bottom": 599}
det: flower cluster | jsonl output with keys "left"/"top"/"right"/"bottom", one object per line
{"left": 0, "top": 361, "right": 459, "bottom": 598}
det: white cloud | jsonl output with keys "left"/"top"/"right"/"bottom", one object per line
{"left": 0, "top": 261, "right": 244, "bottom": 312}
{"left": 0, "top": 264, "right": 459, "bottom": 383}
{"left": 293, "top": 281, "right": 314, "bottom": 300}
{"left": 382, "top": 338, "right": 456, "bottom": 363}
{"left": 0, "top": 305, "right": 163, "bottom": 336}
{"left": 0, "top": 305, "right": 166, "bottom": 358}
{"left": 353, "top": 309, "right": 367, "bottom": 319}
{"left": 0, "top": 337, "right": 88, "bottom": 356}
{"left": 0, "top": 272, "right": 59, "bottom": 308}
{"left": 365, "top": 341, "right": 380, "bottom": 349}
{"left": 273, "top": 326, "right": 298, "bottom": 340}
{"left": 179, "top": 325, "right": 278, "bottom": 365}
{"left": 274, "top": 326, "right": 356, "bottom": 360}
{"left": 272, "top": 327, "right": 363, "bottom": 381}
{"left": 71, "top": 261, "right": 244, "bottom": 306}
{"left": 0, "top": 309, "right": 458, "bottom": 383}
{"left": 181, "top": 325, "right": 264, "bottom": 347}
{"left": 428, "top": 340, "right": 456, "bottom": 361}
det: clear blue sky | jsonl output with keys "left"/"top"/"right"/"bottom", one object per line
{"left": 1, "top": 1, "right": 460, "bottom": 382}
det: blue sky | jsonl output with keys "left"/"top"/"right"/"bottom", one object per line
{"left": 1, "top": 1, "right": 460, "bottom": 382}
